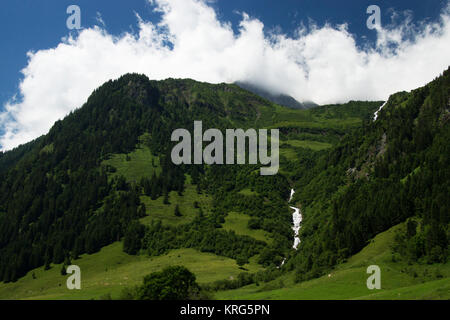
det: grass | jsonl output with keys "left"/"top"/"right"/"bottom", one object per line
{"left": 255, "top": 102, "right": 375, "bottom": 131}
{"left": 102, "top": 139, "right": 211, "bottom": 227}
{"left": 0, "top": 242, "right": 263, "bottom": 300}
{"left": 254, "top": 103, "right": 381, "bottom": 149}
{"left": 278, "top": 139, "right": 331, "bottom": 168}
{"left": 356, "top": 278, "right": 450, "bottom": 300}
{"left": 215, "top": 223, "right": 450, "bottom": 300}
{"left": 102, "top": 143, "right": 161, "bottom": 182}
{"left": 270, "top": 118, "right": 363, "bottom": 130}
{"left": 238, "top": 188, "right": 259, "bottom": 196}
{"left": 279, "top": 148, "right": 300, "bottom": 162}
{"left": 139, "top": 175, "right": 212, "bottom": 227}
{"left": 282, "top": 139, "right": 332, "bottom": 151}
{"left": 222, "top": 211, "right": 271, "bottom": 244}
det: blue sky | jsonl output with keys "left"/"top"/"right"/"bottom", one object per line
{"left": 0, "top": 0, "right": 446, "bottom": 104}
{"left": 0, "top": 0, "right": 449, "bottom": 150}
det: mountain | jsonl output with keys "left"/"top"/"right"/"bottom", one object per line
{"left": 288, "top": 67, "right": 450, "bottom": 281}
{"left": 235, "top": 81, "right": 317, "bottom": 110}
{"left": 0, "top": 75, "right": 281, "bottom": 282}
{"left": 0, "top": 74, "right": 376, "bottom": 283}
{"left": 0, "top": 69, "right": 448, "bottom": 300}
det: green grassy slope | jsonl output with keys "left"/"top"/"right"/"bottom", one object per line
{"left": 222, "top": 211, "right": 271, "bottom": 243}
{"left": 1, "top": 213, "right": 446, "bottom": 300}
{"left": 102, "top": 135, "right": 212, "bottom": 227}
{"left": 139, "top": 176, "right": 213, "bottom": 226}
{"left": 0, "top": 242, "right": 262, "bottom": 300}
{"left": 281, "top": 139, "right": 332, "bottom": 151}
{"left": 102, "top": 141, "right": 161, "bottom": 182}
{"left": 215, "top": 223, "right": 450, "bottom": 300}
{"left": 256, "top": 101, "right": 380, "bottom": 131}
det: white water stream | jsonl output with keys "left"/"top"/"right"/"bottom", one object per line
{"left": 278, "top": 188, "right": 302, "bottom": 269}
{"left": 373, "top": 101, "right": 388, "bottom": 121}
{"left": 289, "top": 188, "right": 302, "bottom": 250}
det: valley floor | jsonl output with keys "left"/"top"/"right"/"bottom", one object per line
{"left": 0, "top": 222, "right": 447, "bottom": 300}
{"left": 0, "top": 243, "right": 262, "bottom": 300}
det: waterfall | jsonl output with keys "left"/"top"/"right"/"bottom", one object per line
{"left": 289, "top": 189, "right": 302, "bottom": 250}
{"left": 278, "top": 188, "right": 303, "bottom": 268}
{"left": 373, "top": 101, "right": 387, "bottom": 121}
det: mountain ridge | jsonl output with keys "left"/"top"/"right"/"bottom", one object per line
{"left": 235, "top": 81, "right": 317, "bottom": 110}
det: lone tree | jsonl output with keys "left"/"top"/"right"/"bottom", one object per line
{"left": 137, "top": 266, "right": 200, "bottom": 300}
{"left": 163, "top": 191, "right": 170, "bottom": 205}
{"left": 174, "top": 204, "right": 182, "bottom": 217}
{"left": 60, "top": 264, "right": 67, "bottom": 276}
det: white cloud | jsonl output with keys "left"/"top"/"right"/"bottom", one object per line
{"left": 1, "top": 0, "right": 450, "bottom": 150}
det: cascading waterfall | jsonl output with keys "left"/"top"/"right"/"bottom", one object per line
{"left": 289, "top": 188, "right": 295, "bottom": 202}
{"left": 373, "top": 100, "right": 387, "bottom": 121}
{"left": 289, "top": 189, "right": 302, "bottom": 249}
{"left": 278, "top": 188, "right": 303, "bottom": 268}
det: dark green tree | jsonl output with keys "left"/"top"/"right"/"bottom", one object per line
{"left": 123, "top": 221, "right": 146, "bottom": 255}
{"left": 137, "top": 266, "right": 200, "bottom": 300}
{"left": 174, "top": 204, "right": 182, "bottom": 217}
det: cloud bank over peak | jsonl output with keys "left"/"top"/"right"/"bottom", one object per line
{"left": 1, "top": 0, "right": 450, "bottom": 150}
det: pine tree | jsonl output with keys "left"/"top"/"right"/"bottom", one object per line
{"left": 174, "top": 205, "right": 182, "bottom": 217}
{"left": 151, "top": 176, "right": 159, "bottom": 200}
{"left": 61, "top": 264, "right": 67, "bottom": 276}
{"left": 138, "top": 204, "right": 147, "bottom": 217}
{"left": 163, "top": 191, "right": 169, "bottom": 205}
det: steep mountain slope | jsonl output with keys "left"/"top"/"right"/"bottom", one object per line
{"left": 288, "top": 67, "right": 449, "bottom": 281}
{"left": 0, "top": 74, "right": 272, "bottom": 282}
